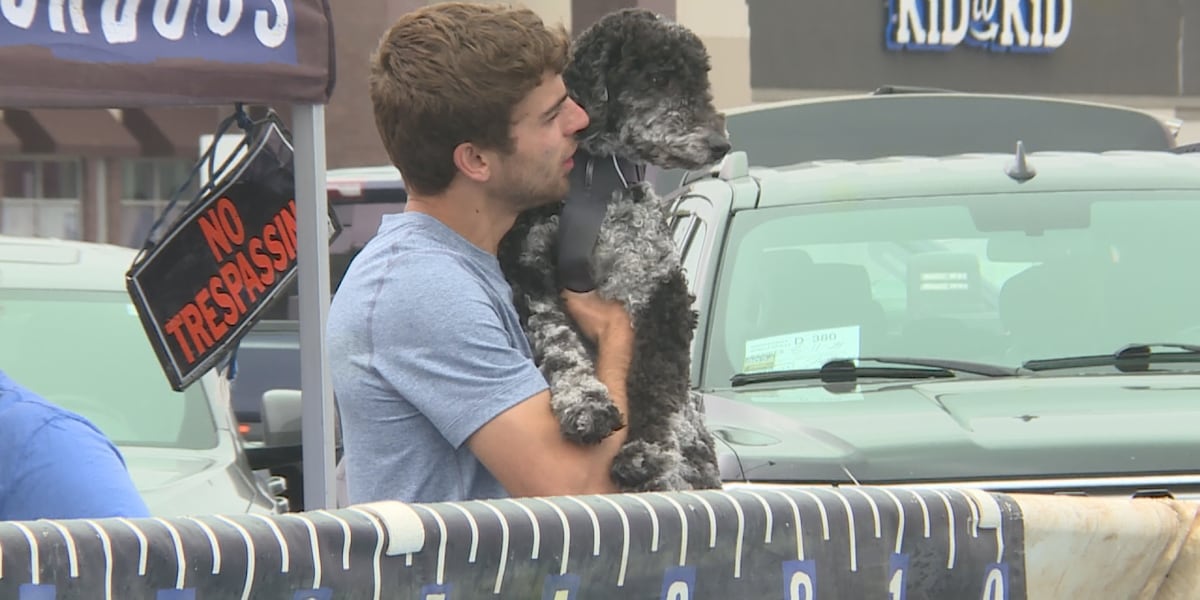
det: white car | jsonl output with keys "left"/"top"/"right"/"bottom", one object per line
{"left": 0, "top": 235, "right": 284, "bottom": 516}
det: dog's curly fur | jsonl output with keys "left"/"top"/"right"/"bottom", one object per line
{"left": 497, "top": 9, "right": 730, "bottom": 492}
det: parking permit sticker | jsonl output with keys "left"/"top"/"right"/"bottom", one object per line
{"left": 742, "top": 325, "right": 861, "bottom": 373}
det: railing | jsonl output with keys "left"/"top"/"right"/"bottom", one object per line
{"left": 0, "top": 486, "right": 1196, "bottom": 599}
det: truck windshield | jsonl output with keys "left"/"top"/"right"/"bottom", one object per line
{"left": 0, "top": 289, "right": 219, "bottom": 449}
{"left": 706, "top": 189, "right": 1200, "bottom": 388}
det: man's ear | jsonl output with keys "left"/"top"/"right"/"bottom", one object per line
{"left": 452, "top": 141, "right": 492, "bottom": 183}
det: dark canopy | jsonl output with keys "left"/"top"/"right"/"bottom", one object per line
{"left": 0, "top": 0, "right": 340, "bottom": 509}
{"left": 0, "top": 0, "right": 335, "bottom": 108}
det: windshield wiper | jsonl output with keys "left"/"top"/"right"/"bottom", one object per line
{"left": 730, "top": 356, "right": 1015, "bottom": 387}
{"left": 1022, "top": 343, "right": 1200, "bottom": 373}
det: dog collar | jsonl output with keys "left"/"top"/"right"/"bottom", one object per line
{"left": 557, "top": 148, "right": 645, "bottom": 293}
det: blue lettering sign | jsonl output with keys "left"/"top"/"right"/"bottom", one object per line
{"left": 781, "top": 560, "right": 818, "bottom": 600}
{"left": 0, "top": 0, "right": 296, "bottom": 65}
{"left": 18, "top": 584, "right": 56, "bottom": 600}
{"left": 292, "top": 589, "right": 333, "bottom": 600}
{"left": 886, "top": 0, "right": 1072, "bottom": 53}
{"left": 982, "top": 563, "right": 1010, "bottom": 600}
{"left": 888, "top": 554, "right": 909, "bottom": 600}
{"left": 541, "top": 574, "right": 581, "bottom": 600}
{"left": 420, "top": 583, "right": 452, "bottom": 600}
{"left": 661, "top": 566, "right": 696, "bottom": 600}
{"left": 156, "top": 591, "right": 197, "bottom": 600}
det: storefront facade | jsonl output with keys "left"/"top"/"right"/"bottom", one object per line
{"left": 748, "top": 0, "right": 1199, "bottom": 142}
{"left": 0, "top": 107, "right": 216, "bottom": 245}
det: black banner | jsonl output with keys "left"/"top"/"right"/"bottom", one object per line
{"left": 126, "top": 115, "right": 325, "bottom": 391}
{"left": 0, "top": 487, "right": 1030, "bottom": 599}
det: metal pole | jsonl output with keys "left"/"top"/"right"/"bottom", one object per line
{"left": 291, "top": 103, "right": 336, "bottom": 510}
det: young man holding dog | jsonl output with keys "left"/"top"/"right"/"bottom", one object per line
{"left": 326, "top": 2, "right": 635, "bottom": 504}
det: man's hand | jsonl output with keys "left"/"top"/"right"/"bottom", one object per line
{"left": 561, "top": 290, "right": 633, "bottom": 344}
{"left": 561, "top": 288, "right": 633, "bottom": 437}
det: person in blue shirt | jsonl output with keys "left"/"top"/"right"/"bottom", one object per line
{"left": 0, "top": 369, "right": 150, "bottom": 520}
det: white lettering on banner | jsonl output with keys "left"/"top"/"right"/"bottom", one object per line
{"left": 0, "top": 0, "right": 293, "bottom": 57}
{"left": 153, "top": 0, "right": 192, "bottom": 41}
{"left": 887, "top": 0, "right": 1072, "bottom": 53}
{"left": 101, "top": 0, "right": 140, "bottom": 44}
{"left": 661, "top": 566, "right": 696, "bottom": 600}
{"left": 420, "top": 584, "right": 451, "bottom": 600}
{"left": 207, "top": 0, "right": 242, "bottom": 37}
{"left": 664, "top": 581, "right": 689, "bottom": 600}
{"left": 888, "top": 554, "right": 909, "bottom": 600}
{"left": 889, "top": 569, "right": 905, "bottom": 598}
{"left": 982, "top": 565, "right": 1008, "bottom": 600}
{"left": 255, "top": 0, "right": 287, "bottom": 47}
{"left": 49, "top": 0, "right": 90, "bottom": 34}
{"left": 782, "top": 560, "right": 818, "bottom": 600}
{"left": 1, "top": 0, "right": 35, "bottom": 29}
{"left": 789, "top": 571, "right": 815, "bottom": 600}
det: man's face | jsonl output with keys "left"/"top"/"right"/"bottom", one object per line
{"left": 491, "top": 72, "right": 589, "bottom": 212}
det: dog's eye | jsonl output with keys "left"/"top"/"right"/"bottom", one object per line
{"left": 650, "top": 74, "right": 663, "bottom": 86}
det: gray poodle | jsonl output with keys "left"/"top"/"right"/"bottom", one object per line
{"left": 498, "top": 9, "right": 729, "bottom": 492}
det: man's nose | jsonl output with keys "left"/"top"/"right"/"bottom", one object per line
{"left": 566, "top": 98, "right": 590, "bottom": 134}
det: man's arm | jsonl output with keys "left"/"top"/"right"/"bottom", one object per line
{"left": 370, "top": 258, "right": 635, "bottom": 497}
{"left": 5, "top": 417, "right": 150, "bottom": 520}
{"left": 467, "top": 306, "right": 634, "bottom": 497}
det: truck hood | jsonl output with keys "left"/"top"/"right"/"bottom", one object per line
{"left": 702, "top": 372, "right": 1200, "bottom": 486}
{"left": 119, "top": 447, "right": 275, "bottom": 516}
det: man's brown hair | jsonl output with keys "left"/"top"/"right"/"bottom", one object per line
{"left": 369, "top": 2, "right": 570, "bottom": 196}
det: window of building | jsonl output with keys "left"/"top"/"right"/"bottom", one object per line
{"left": 120, "top": 158, "right": 198, "bottom": 248}
{"left": 1, "top": 159, "right": 82, "bottom": 240}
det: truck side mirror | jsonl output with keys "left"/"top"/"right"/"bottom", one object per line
{"left": 261, "top": 388, "right": 303, "bottom": 447}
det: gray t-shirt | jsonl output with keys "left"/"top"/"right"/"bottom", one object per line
{"left": 327, "top": 211, "right": 548, "bottom": 504}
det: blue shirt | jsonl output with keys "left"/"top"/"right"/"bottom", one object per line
{"left": 327, "top": 212, "right": 548, "bottom": 504}
{"left": 0, "top": 370, "right": 150, "bottom": 521}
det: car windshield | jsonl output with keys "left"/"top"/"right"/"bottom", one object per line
{"left": 0, "top": 289, "right": 218, "bottom": 449}
{"left": 705, "top": 189, "right": 1200, "bottom": 388}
